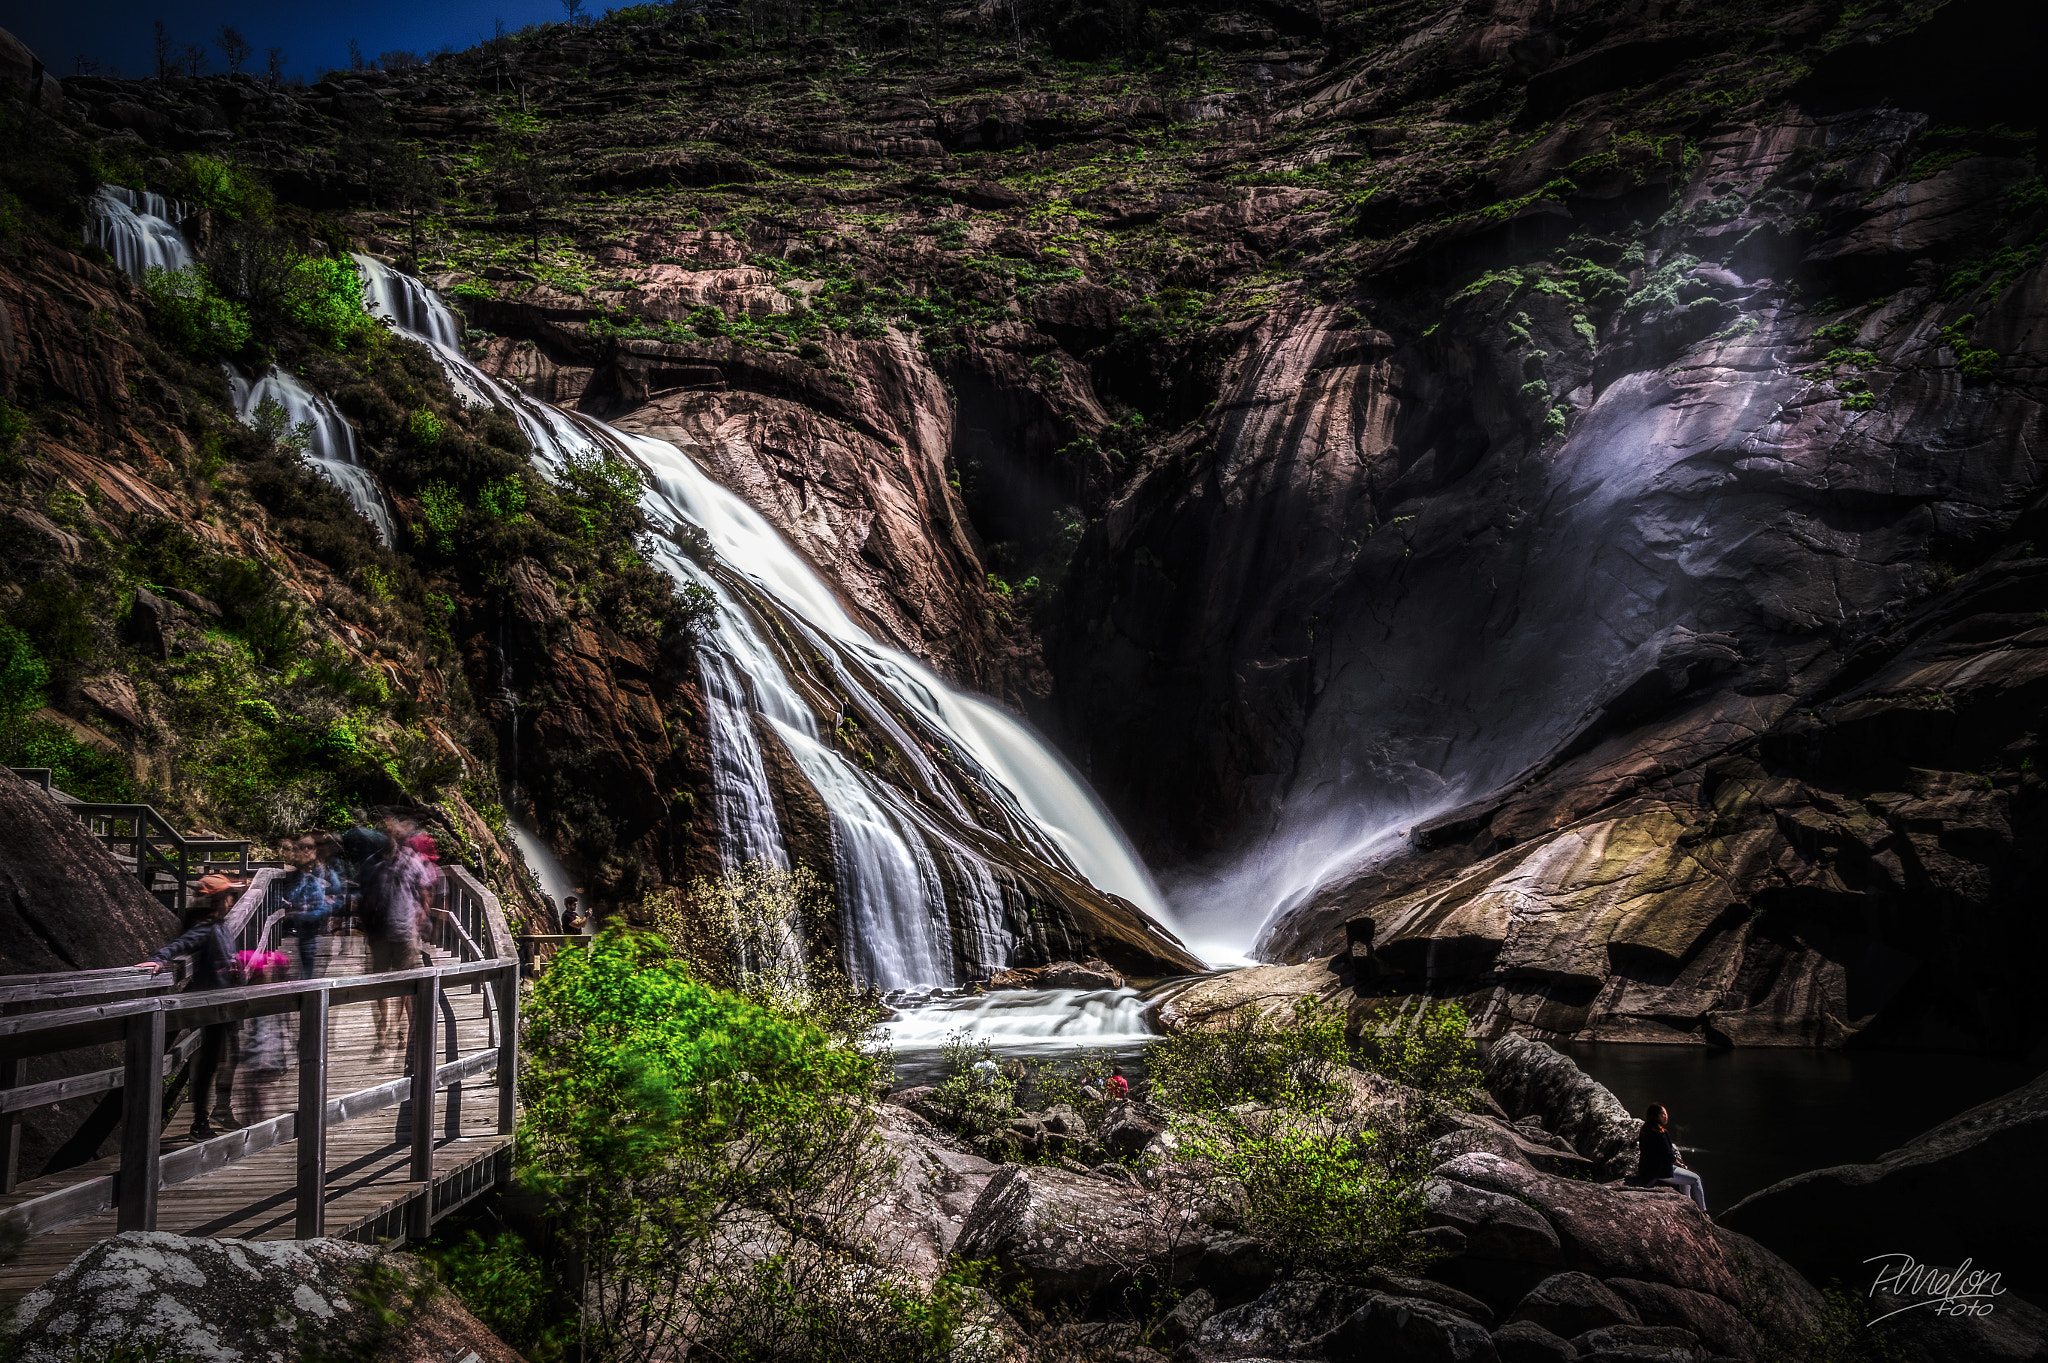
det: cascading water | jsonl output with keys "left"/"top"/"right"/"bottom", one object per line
{"left": 83, "top": 186, "right": 401, "bottom": 549}
{"left": 224, "top": 367, "right": 397, "bottom": 545}
{"left": 86, "top": 186, "right": 190, "bottom": 279}
{"left": 351, "top": 253, "right": 1180, "bottom": 993}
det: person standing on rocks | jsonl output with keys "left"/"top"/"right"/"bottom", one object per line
{"left": 1637, "top": 1103, "right": 1708, "bottom": 1216}
{"left": 133, "top": 873, "right": 248, "bottom": 1141}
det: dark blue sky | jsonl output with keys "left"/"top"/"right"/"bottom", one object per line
{"left": 7, "top": 0, "right": 579, "bottom": 82}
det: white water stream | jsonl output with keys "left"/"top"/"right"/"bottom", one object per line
{"left": 86, "top": 186, "right": 190, "bottom": 278}
{"left": 79, "top": 177, "right": 1184, "bottom": 998}
{"left": 223, "top": 366, "right": 397, "bottom": 545}
{"left": 351, "top": 254, "right": 1179, "bottom": 992}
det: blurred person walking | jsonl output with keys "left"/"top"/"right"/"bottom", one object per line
{"left": 280, "top": 831, "right": 342, "bottom": 980}
{"left": 362, "top": 815, "right": 434, "bottom": 1049}
{"left": 134, "top": 873, "right": 248, "bottom": 1141}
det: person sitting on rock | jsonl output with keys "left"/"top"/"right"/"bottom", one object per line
{"left": 1637, "top": 1103, "right": 1708, "bottom": 1217}
{"left": 1104, "top": 1066, "right": 1130, "bottom": 1102}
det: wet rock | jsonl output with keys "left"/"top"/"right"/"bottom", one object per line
{"left": 1185, "top": 1280, "right": 1380, "bottom": 1361}
{"left": 987, "top": 958, "right": 1126, "bottom": 990}
{"left": 1492, "top": 1319, "right": 1578, "bottom": 1363}
{"left": 1423, "top": 1175, "right": 1563, "bottom": 1264}
{"left": 1319, "top": 1292, "right": 1501, "bottom": 1362}
{"left": 955, "top": 1163, "right": 1201, "bottom": 1304}
{"left": 1478, "top": 1037, "right": 1640, "bottom": 1179}
{"left": 1508, "top": 1273, "right": 1641, "bottom": 1337}
{"left": 1720, "top": 1070, "right": 2048, "bottom": 1306}
{"left": 7, "top": 1232, "right": 523, "bottom": 1363}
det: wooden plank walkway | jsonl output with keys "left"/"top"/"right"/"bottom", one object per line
{"left": 0, "top": 934, "right": 516, "bottom": 1306}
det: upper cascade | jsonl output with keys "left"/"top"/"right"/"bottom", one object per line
{"left": 351, "top": 254, "right": 1187, "bottom": 991}
{"left": 85, "top": 185, "right": 189, "bottom": 279}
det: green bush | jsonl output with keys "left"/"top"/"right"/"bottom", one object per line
{"left": 181, "top": 154, "right": 274, "bottom": 221}
{"left": 406, "top": 409, "right": 447, "bottom": 449}
{"left": 0, "top": 624, "right": 50, "bottom": 745}
{"left": 418, "top": 481, "right": 461, "bottom": 553}
{"left": 927, "top": 1032, "right": 1021, "bottom": 1146}
{"left": 477, "top": 475, "right": 527, "bottom": 522}
{"left": 1146, "top": 998, "right": 1480, "bottom": 1279}
{"left": 142, "top": 266, "right": 250, "bottom": 358}
{"left": 283, "top": 255, "right": 374, "bottom": 351}
{"left": 514, "top": 930, "right": 959, "bottom": 1361}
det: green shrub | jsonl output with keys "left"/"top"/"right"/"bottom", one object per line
{"left": 0, "top": 624, "right": 50, "bottom": 744}
{"left": 421, "top": 1232, "right": 558, "bottom": 1357}
{"left": 516, "top": 930, "right": 948, "bottom": 1360}
{"left": 477, "top": 475, "right": 527, "bottom": 522}
{"left": 283, "top": 255, "right": 374, "bottom": 351}
{"left": 418, "top": 481, "right": 462, "bottom": 553}
{"left": 406, "top": 409, "right": 447, "bottom": 449}
{"left": 142, "top": 266, "right": 250, "bottom": 357}
{"left": 180, "top": 154, "right": 274, "bottom": 221}
{"left": 927, "top": 1032, "right": 1021, "bottom": 1146}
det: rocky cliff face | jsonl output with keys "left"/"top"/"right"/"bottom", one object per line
{"left": 13, "top": 0, "right": 2047, "bottom": 1032}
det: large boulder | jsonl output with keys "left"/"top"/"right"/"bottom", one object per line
{"left": 1479, "top": 1036, "right": 1641, "bottom": 1179}
{"left": 986, "top": 958, "right": 1126, "bottom": 990}
{"left": 955, "top": 1163, "right": 1202, "bottom": 1305}
{"left": 6, "top": 1233, "right": 523, "bottom": 1362}
{"left": 1721, "top": 1070, "right": 2048, "bottom": 1309}
{"left": 1428, "top": 1152, "right": 1823, "bottom": 1339}
{"left": 0, "top": 768, "right": 177, "bottom": 973}
{"left": 1184, "top": 1281, "right": 1379, "bottom": 1361}
{"left": 1506, "top": 1271, "right": 1640, "bottom": 1337}
{"left": 1423, "top": 1176, "right": 1564, "bottom": 1263}
{"left": 1319, "top": 1292, "right": 1501, "bottom": 1361}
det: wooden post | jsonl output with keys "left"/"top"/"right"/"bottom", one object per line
{"left": 439, "top": 980, "right": 460, "bottom": 1142}
{"left": 408, "top": 973, "right": 437, "bottom": 1238}
{"left": 118, "top": 1009, "right": 165, "bottom": 1231}
{"left": 295, "top": 987, "right": 329, "bottom": 1238}
{"left": 1, "top": 1055, "right": 24, "bottom": 1193}
{"left": 495, "top": 967, "right": 518, "bottom": 1136}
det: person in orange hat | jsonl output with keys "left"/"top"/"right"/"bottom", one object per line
{"left": 135, "top": 872, "right": 249, "bottom": 1141}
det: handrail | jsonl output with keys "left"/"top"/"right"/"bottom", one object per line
{"left": 57, "top": 799, "right": 252, "bottom": 916}
{"left": 0, "top": 953, "right": 520, "bottom": 1241}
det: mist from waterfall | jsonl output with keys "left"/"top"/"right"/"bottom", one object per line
{"left": 353, "top": 254, "right": 1176, "bottom": 991}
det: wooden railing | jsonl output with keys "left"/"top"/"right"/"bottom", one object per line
{"left": 33, "top": 787, "right": 254, "bottom": 916}
{"left": 0, "top": 864, "right": 519, "bottom": 1242}
{"left": 513, "top": 934, "right": 593, "bottom": 977}
{"left": 0, "top": 960, "right": 518, "bottom": 1241}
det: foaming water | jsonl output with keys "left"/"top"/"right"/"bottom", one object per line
{"left": 885, "top": 988, "right": 1156, "bottom": 1049}
{"left": 348, "top": 252, "right": 1180, "bottom": 991}
{"left": 87, "top": 186, "right": 190, "bottom": 279}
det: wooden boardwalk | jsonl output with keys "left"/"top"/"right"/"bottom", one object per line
{"left": 0, "top": 930, "right": 519, "bottom": 1306}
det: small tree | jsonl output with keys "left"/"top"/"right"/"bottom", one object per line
{"left": 215, "top": 24, "right": 251, "bottom": 73}
{"left": 562, "top": 0, "right": 589, "bottom": 23}
{"left": 153, "top": 20, "right": 172, "bottom": 79}
{"left": 347, "top": 37, "right": 365, "bottom": 71}
{"left": 181, "top": 41, "right": 209, "bottom": 76}
{"left": 264, "top": 46, "right": 285, "bottom": 86}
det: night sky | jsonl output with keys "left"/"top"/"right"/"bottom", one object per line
{"left": 6, "top": 0, "right": 581, "bottom": 84}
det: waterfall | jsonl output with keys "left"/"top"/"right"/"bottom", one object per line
{"left": 352, "top": 253, "right": 1176, "bottom": 991}
{"left": 224, "top": 366, "right": 397, "bottom": 545}
{"left": 86, "top": 186, "right": 190, "bottom": 279}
